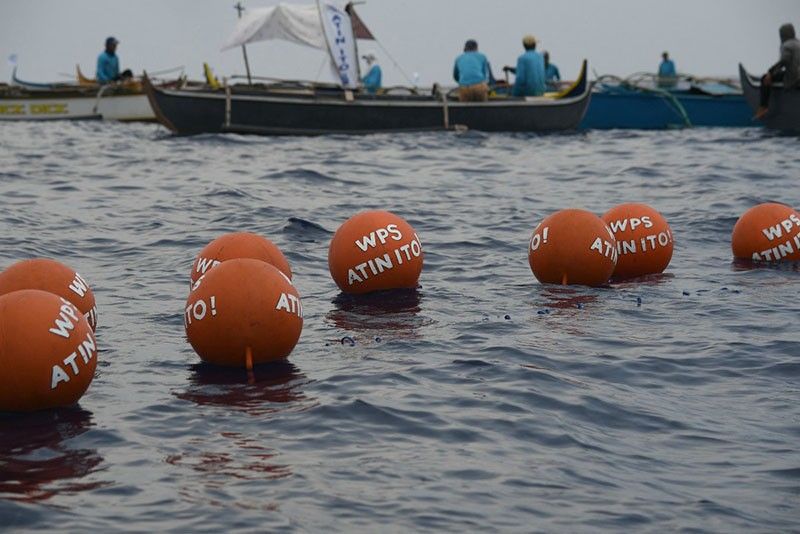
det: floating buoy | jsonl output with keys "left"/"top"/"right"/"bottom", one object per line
{"left": 185, "top": 259, "right": 303, "bottom": 368}
{"left": 528, "top": 209, "right": 618, "bottom": 286}
{"left": 732, "top": 202, "right": 800, "bottom": 261}
{"left": 328, "top": 210, "right": 423, "bottom": 294}
{"left": 602, "top": 203, "right": 674, "bottom": 280}
{"left": 0, "top": 258, "right": 97, "bottom": 330}
{"left": 190, "top": 232, "right": 292, "bottom": 285}
{"left": 0, "top": 289, "right": 98, "bottom": 412}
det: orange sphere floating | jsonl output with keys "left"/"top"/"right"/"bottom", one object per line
{"left": 328, "top": 210, "right": 423, "bottom": 294}
{"left": 185, "top": 259, "right": 303, "bottom": 368}
{"left": 732, "top": 202, "right": 800, "bottom": 261}
{"left": 602, "top": 203, "right": 674, "bottom": 280}
{"left": 0, "top": 258, "right": 98, "bottom": 330}
{"left": 0, "top": 289, "right": 98, "bottom": 412}
{"left": 528, "top": 209, "right": 618, "bottom": 287}
{"left": 190, "top": 232, "right": 292, "bottom": 285}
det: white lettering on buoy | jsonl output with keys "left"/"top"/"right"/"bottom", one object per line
{"left": 68, "top": 272, "right": 90, "bottom": 297}
{"left": 51, "top": 365, "right": 70, "bottom": 389}
{"left": 347, "top": 234, "right": 421, "bottom": 285}
{"left": 184, "top": 296, "right": 217, "bottom": 325}
{"left": 50, "top": 331, "right": 97, "bottom": 390}
{"left": 195, "top": 257, "right": 221, "bottom": 275}
{"left": 49, "top": 299, "right": 80, "bottom": 338}
{"left": 590, "top": 237, "right": 618, "bottom": 262}
{"left": 354, "top": 224, "right": 404, "bottom": 251}
{"left": 529, "top": 226, "right": 549, "bottom": 252}
{"left": 275, "top": 292, "right": 303, "bottom": 318}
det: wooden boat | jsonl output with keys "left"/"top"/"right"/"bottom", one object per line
{"left": 144, "top": 61, "right": 591, "bottom": 136}
{"left": 740, "top": 63, "right": 800, "bottom": 132}
{"left": 581, "top": 73, "right": 752, "bottom": 129}
{"left": 144, "top": 2, "right": 590, "bottom": 136}
{"left": 1, "top": 68, "right": 173, "bottom": 121}
{"left": 0, "top": 83, "right": 155, "bottom": 121}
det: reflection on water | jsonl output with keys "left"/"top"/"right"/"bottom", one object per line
{"left": 0, "top": 408, "right": 105, "bottom": 502}
{"left": 175, "top": 361, "right": 312, "bottom": 416}
{"left": 326, "top": 288, "right": 432, "bottom": 340}
{"left": 731, "top": 258, "right": 800, "bottom": 272}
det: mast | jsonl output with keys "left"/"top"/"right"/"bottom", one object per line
{"left": 234, "top": 2, "right": 253, "bottom": 84}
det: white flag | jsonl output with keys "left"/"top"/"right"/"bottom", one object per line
{"left": 319, "top": 2, "right": 358, "bottom": 89}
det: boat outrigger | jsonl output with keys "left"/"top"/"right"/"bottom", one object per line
{"left": 143, "top": 2, "right": 591, "bottom": 136}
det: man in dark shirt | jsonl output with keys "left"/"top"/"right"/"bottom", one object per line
{"left": 755, "top": 23, "right": 800, "bottom": 119}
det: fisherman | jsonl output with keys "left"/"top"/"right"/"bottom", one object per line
{"left": 544, "top": 51, "right": 561, "bottom": 91}
{"left": 361, "top": 53, "right": 382, "bottom": 94}
{"left": 96, "top": 36, "right": 132, "bottom": 84}
{"left": 755, "top": 23, "right": 800, "bottom": 119}
{"left": 658, "top": 51, "right": 677, "bottom": 87}
{"left": 503, "top": 35, "right": 546, "bottom": 97}
{"left": 453, "top": 39, "right": 492, "bottom": 102}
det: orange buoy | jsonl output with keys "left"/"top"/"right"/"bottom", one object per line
{"left": 528, "top": 209, "right": 618, "bottom": 286}
{"left": 0, "top": 289, "right": 98, "bottom": 412}
{"left": 732, "top": 202, "right": 800, "bottom": 261}
{"left": 185, "top": 259, "right": 303, "bottom": 367}
{"left": 0, "top": 258, "right": 98, "bottom": 330}
{"left": 602, "top": 203, "right": 674, "bottom": 280}
{"left": 190, "top": 232, "right": 292, "bottom": 285}
{"left": 328, "top": 210, "right": 423, "bottom": 294}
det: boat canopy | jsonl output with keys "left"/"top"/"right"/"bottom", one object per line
{"left": 222, "top": 4, "right": 326, "bottom": 51}
{"left": 222, "top": 2, "right": 361, "bottom": 89}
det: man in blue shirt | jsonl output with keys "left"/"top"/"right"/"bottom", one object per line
{"left": 453, "top": 39, "right": 491, "bottom": 102}
{"left": 361, "top": 53, "right": 382, "bottom": 94}
{"left": 658, "top": 51, "right": 677, "bottom": 87}
{"left": 96, "top": 36, "right": 132, "bottom": 84}
{"left": 504, "top": 35, "right": 546, "bottom": 97}
{"left": 544, "top": 51, "right": 561, "bottom": 91}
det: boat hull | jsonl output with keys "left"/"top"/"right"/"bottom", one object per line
{"left": 144, "top": 62, "right": 591, "bottom": 136}
{"left": 581, "top": 89, "right": 752, "bottom": 129}
{"left": 147, "top": 88, "right": 589, "bottom": 136}
{"left": 740, "top": 63, "right": 800, "bottom": 132}
{"left": 0, "top": 88, "right": 155, "bottom": 121}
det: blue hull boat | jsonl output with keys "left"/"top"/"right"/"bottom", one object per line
{"left": 581, "top": 79, "right": 753, "bottom": 129}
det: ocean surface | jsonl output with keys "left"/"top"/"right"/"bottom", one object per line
{"left": 0, "top": 121, "right": 798, "bottom": 532}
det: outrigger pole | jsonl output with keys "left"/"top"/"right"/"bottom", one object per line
{"left": 234, "top": 2, "right": 253, "bottom": 84}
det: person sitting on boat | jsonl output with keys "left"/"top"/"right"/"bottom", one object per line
{"left": 544, "top": 51, "right": 561, "bottom": 91}
{"left": 503, "top": 35, "right": 546, "bottom": 97}
{"left": 453, "top": 39, "right": 491, "bottom": 102}
{"left": 361, "top": 53, "right": 382, "bottom": 94}
{"left": 96, "top": 36, "right": 132, "bottom": 84}
{"left": 755, "top": 23, "right": 800, "bottom": 119}
{"left": 657, "top": 51, "right": 677, "bottom": 87}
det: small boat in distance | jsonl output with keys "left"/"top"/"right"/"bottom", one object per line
{"left": 581, "top": 72, "right": 752, "bottom": 129}
{"left": 2, "top": 68, "right": 183, "bottom": 121}
{"left": 144, "top": 2, "right": 591, "bottom": 136}
{"left": 740, "top": 63, "right": 800, "bottom": 132}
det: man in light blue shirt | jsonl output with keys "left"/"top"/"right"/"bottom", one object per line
{"left": 505, "top": 35, "right": 546, "bottom": 97}
{"left": 544, "top": 51, "right": 561, "bottom": 91}
{"left": 361, "top": 53, "right": 382, "bottom": 94}
{"left": 96, "top": 37, "right": 120, "bottom": 84}
{"left": 658, "top": 51, "right": 677, "bottom": 87}
{"left": 453, "top": 39, "right": 491, "bottom": 101}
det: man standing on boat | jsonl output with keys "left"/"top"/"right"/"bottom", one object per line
{"left": 544, "top": 51, "right": 561, "bottom": 91}
{"left": 361, "top": 53, "right": 382, "bottom": 94}
{"left": 96, "top": 37, "right": 132, "bottom": 84}
{"left": 658, "top": 52, "right": 677, "bottom": 87}
{"left": 755, "top": 23, "right": 800, "bottom": 119}
{"left": 504, "top": 35, "right": 546, "bottom": 97}
{"left": 453, "top": 39, "right": 492, "bottom": 102}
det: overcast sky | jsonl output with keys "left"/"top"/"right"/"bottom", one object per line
{"left": 1, "top": 0, "right": 797, "bottom": 86}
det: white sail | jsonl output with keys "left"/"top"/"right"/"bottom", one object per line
{"left": 221, "top": 2, "right": 359, "bottom": 89}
